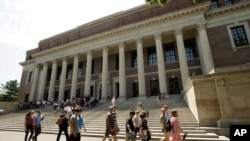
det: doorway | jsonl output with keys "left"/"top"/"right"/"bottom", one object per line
{"left": 150, "top": 80, "right": 159, "bottom": 96}
{"left": 169, "top": 77, "right": 180, "bottom": 94}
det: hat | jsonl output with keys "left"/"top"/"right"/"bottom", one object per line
{"left": 109, "top": 106, "right": 113, "bottom": 110}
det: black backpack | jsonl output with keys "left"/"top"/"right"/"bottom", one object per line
{"left": 165, "top": 118, "right": 173, "bottom": 132}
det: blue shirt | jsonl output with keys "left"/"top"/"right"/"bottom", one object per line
{"left": 34, "top": 114, "right": 43, "bottom": 125}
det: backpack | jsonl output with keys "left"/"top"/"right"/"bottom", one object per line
{"left": 165, "top": 118, "right": 172, "bottom": 132}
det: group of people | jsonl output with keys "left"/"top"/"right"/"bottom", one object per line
{"left": 24, "top": 99, "right": 187, "bottom": 141}
{"left": 24, "top": 109, "right": 44, "bottom": 141}
{"left": 160, "top": 105, "right": 187, "bottom": 141}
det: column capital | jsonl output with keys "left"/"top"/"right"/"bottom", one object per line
{"left": 154, "top": 32, "right": 162, "bottom": 41}
{"left": 136, "top": 37, "right": 143, "bottom": 45}
{"left": 196, "top": 22, "right": 207, "bottom": 31}
{"left": 118, "top": 42, "right": 125, "bottom": 48}
{"left": 174, "top": 27, "right": 183, "bottom": 36}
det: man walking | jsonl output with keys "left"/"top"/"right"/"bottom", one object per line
{"left": 32, "top": 109, "right": 44, "bottom": 141}
{"left": 56, "top": 110, "right": 69, "bottom": 141}
{"left": 126, "top": 111, "right": 136, "bottom": 141}
{"left": 69, "top": 108, "right": 81, "bottom": 141}
{"left": 102, "top": 106, "right": 116, "bottom": 141}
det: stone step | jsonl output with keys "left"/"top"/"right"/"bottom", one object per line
{"left": 0, "top": 96, "right": 229, "bottom": 141}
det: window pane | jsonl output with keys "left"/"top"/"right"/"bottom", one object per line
{"left": 165, "top": 43, "right": 176, "bottom": 63}
{"left": 231, "top": 26, "right": 249, "bottom": 47}
{"left": 224, "top": 0, "right": 233, "bottom": 6}
{"left": 131, "top": 51, "right": 137, "bottom": 68}
{"left": 148, "top": 47, "right": 157, "bottom": 65}
{"left": 211, "top": 0, "right": 219, "bottom": 9}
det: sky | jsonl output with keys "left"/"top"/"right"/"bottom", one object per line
{"left": 0, "top": 0, "right": 145, "bottom": 85}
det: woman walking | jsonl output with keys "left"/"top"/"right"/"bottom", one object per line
{"left": 24, "top": 110, "right": 35, "bottom": 141}
{"left": 169, "top": 111, "right": 187, "bottom": 141}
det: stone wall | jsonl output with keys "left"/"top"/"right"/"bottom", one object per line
{"left": 0, "top": 102, "right": 18, "bottom": 114}
{"left": 185, "top": 68, "right": 250, "bottom": 128}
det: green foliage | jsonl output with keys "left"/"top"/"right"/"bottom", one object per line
{"left": 0, "top": 80, "right": 19, "bottom": 102}
{"left": 145, "top": 0, "right": 204, "bottom": 6}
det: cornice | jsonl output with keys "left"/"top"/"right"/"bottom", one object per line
{"left": 19, "top": 59, "right": 35, "bottom": 67}
{"left": 206, "top": 1, "right": 250, "bottom": 18}
{"left": 32, "top": 2, "right": 210, "bottom": 59}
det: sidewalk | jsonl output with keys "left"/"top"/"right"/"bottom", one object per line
{"left": 0, "top": 131, "right": 101, "bottom": 141}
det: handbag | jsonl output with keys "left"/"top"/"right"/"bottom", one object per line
{"left": 56, "top": 117, "right": 63, "bottom": 125}
{"left": 128, "top": 132, "right": 136, "bottom": 140}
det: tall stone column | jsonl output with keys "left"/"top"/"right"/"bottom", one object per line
{"left": 38, "top": 62, "right": 48, "bottom": 100}
{"left": 84, "top": 51, "right": 92, "bottom": 96}
{"left": 154, "top": 33, "right": 169, "bottom": 98}
{"left": 48, "top": 60, "right": 57, "bottom": 100}
{"left": 136, "top": 38, "right": 146, "bottom": 97}
{"left": 197, "top": 22, "right": 215, "bottom": 74}
{"left": 119, "top": 43, "right": 126, "bottom": 98}
{"left": 71, "top": 54, "right": 79, "bottom": 99}
{"left": 175, "top": 28, "right": 189, "bottom": 87}
{"left": 102, "top": 47, "right": 109, "bottom": 99}
{"left": 58, "top": 57, "right": 67, "bottom": 101}
{"left": 30, "top": 64, "right": 40, "bottom": 101}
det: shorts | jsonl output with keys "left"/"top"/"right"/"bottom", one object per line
{"left": 105, "top": 129, "right": 115, "bottom": 137}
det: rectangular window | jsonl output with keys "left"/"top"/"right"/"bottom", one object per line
{"left": 78, "top": 62, "right": 83, "bottom": 78}
{"left": 57, "top": 67, "right": 62, "bottom": 80}
{"left": 184, "top": 39, "right": 197, "bottom": 60}
{"left": 147, "top": 47, "right": 157, "bottom": 65}
{"left": 227, "top": 22, "right": 250, "bottom": 51}
{"left": 231, "top": 26, "right": 249, "bottom": 47}
{"left": 224, "top": 0, "right": 233, "bottom": 6}
{"left": 211, "top": 0, "right": 219, "bottom": 9}
{"left": 67, "top": 64, "right": 72, "bottom": 79}
{"left": 131, "top": 51, "right": 137, "bottom": 68}
{"left": 91, "top": 60, "right": 95, "bottom": 74}
{"left": 28, "top": 71, "right": 33, "bottom": 83}
{"left": 164, "top": 43, "right": 176, "bottom": 63}
{"left": 116, "top": 54, "right": 119, "bottom": 70}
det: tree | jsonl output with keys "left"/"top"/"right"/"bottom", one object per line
{"left": 0, "top": 80, "right": 19, "bottom": 102}
{"left": 145, "top": 0, "right": 204, "bottom": 6}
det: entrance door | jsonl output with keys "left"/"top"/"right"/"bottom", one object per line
{"left": 169, "top": 77, "right": 180, "bottom": 94}
{"left": 64, "top": 90, "right": 69, "bottom": 101}
{"left": 115, "top": 82, "right": 119, "bottom": 98}
{"left": 76, "top": 88, "right": 80, "bottom": 98}
{"left": 133, "top": 82, "right": 139, "bottom": 97}
{"left": 90, "top": 86, "right": 94, "bottom": 96}
{"left": 150, "top": 80, "right": 159, "bottom": 96}
{"left": 25, "top": 93, "right": 29, "bottom": 102}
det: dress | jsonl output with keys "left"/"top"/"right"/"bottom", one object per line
{"left": 170, "top": 117, "right": 181, "bottom": 141}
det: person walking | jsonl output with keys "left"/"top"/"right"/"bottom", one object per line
{"left": 140, "top": 114, "right": 151, "bottom": 141}
{"left": 69, "top": 108, "right": 81, "bottom": 141}
{"left": 161, "top": 105, "right": 171, "bottom": 141}
{"left": 160, "top": 108, "right": 170, "bottom": 141}
{"left": 102, "top": 106, "right": 116, "bottom": 141}
{"left": 32, "top": 109, "right": 44, "bottom": 141}
{"left": 56, "top": 110, "right": 69, "bottom": 141}
{"left": 78, "top": 110, "right": 87, "bottom": 140}
{"left": 132, "top": 110, "right": 141, "bottom": 138}
{"left": 169, "top": 111, "right": 187, "bottom": 141}
{"left": 24, "top": 110, "right": 35, "bottom": 141}
{"left": 126, "top": 111, "right": 136, "bottom": 141}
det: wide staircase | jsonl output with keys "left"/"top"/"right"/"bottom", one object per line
{"left": 0, "top": 95, "right": 229, "bottom": 141}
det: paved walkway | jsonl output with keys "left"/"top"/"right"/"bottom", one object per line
{"left": 0, "top": 131, "right": 101, "bottom": 141}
